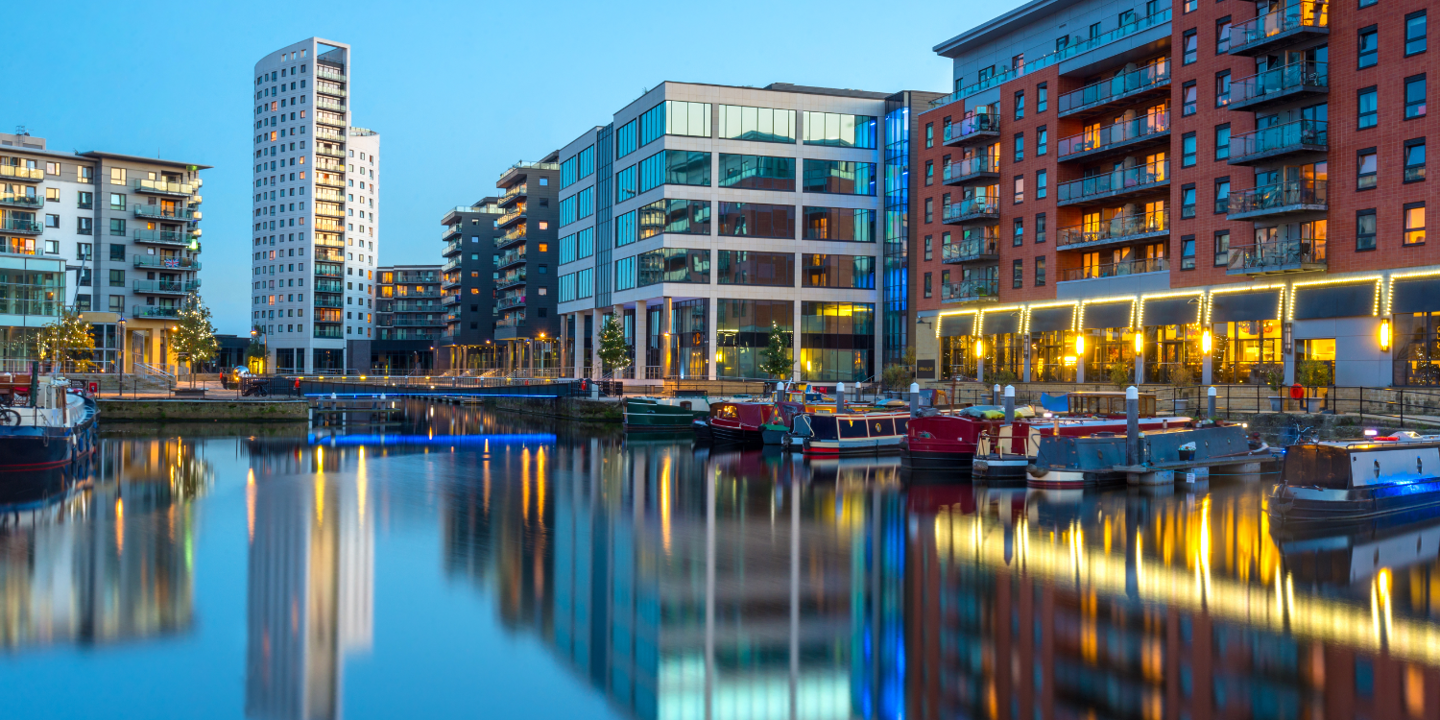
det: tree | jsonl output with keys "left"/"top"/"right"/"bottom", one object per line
{"left": 882, "top": 346, "right": 917, "bottom": 391}
{"left": 37, "top": 307, "right": 96, "bottom": 372}
{"left": 245, "top": 326, "right": 268, "bottom": 373}
{"left": 171, "top": 291, "right": 220, "bottom": 386}
{"left": 597, "top": 316, "right": 629, "bottom": 374}
{"left": 758, "top": 323, "right": 792, "bottom": 380}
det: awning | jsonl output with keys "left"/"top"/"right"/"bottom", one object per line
{"left": 1142, "top": 296, "right": 1202, "bottom": 327}
{"left": 1028, "top": 306, "right": 1074, "bottom": 333}
{"left": 1082, "top": 301, "right": 1133, "bottom": 330}
{"left": 938, "top": 313, "right": 974, "bottom": 337}
{"left": 1209, "top": 289, "right": 1281, "bottom": 324}
{"left": 982, "top": 310, "right": 1022, "bottom": 335}
{"left": 1391, "top": 277, "right": 1440, "bottom": 315}
{"left": 1292, "top": 282, "right": 1377, "bottom": 320}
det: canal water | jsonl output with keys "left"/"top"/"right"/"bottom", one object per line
{"left": 2, "top": 402, "right": 1437, "bottom": 719}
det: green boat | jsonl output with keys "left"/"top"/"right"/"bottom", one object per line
{"left": 624, "top": 397, "right": 705, "bottom": 433}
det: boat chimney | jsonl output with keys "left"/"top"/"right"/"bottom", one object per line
{"left": 1207, "top": 385, "right": 1217, "bottom": 420}
{"left": 836, "top": 382, "right": 846, "bottom": 414}
{"left": 992, "top": 383, "right": 1000, "bottom": 406}
{"left": 1003, "top": 384, "right": 1015, "bottom": 423}
{"left": 909, "top": 382, "right": 921, "bottom": 416}
{"left": 1126, "top": 385, "right": 1140, "bottom": 466}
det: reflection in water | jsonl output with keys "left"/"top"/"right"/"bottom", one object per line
{"left": 12, "top": 402, "right": 1440, "bottom": 719}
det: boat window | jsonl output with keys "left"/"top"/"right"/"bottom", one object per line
{"left": 810, "top": 415, "right": 839, "bottom": 440}
{"left": 680, "top": 401, "right": 692, "bottom": 410}
{"left": 839, "top": 418, "right": 870, "bottom": 439}
{"left": 716, "top": 404, "right": 737, "bottom": 419}
{"left": 872, "top": 419, "right": 896, "bottom": 436}
{"left": 895, "top": 417, "right": 909, "bottom": 434}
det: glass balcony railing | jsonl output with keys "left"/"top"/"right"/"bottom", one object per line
{"left": 497, "top": 314, "right": 527, "bottom": 328}
{"left": 132, "top": 305, "right": 180, "bottom": 319}
{"left": 442, "top": 257, "right": 461, "bottom": 272}
{"left": 133, "top": 279, "right": 200, "bottom": 294}
{"left": 315, "top": 295, "right": 344, "bottom": 309}
{"left": 0, "top": 218, "right": 41, "bottom": 234}
{"left": 942, "top": 238, "right": 1000, "bottom": 263}
{"left": 497, "top": 295, "right": 526, "bottom": 310}
{"left": 0, "top": 194, "right": 43, "bottom": 209}
{"left": 1062, "top": 256, "right": 1169, "bottom": 282}
{"left": 1232, "top": 63, "right": 1327, "bottom": 106}
{"left": 316, "top": 84, "right": 348, "bottom": 98}
{"left": 1229, "top": 2, "right": 1328, "bottom": 54}
{"left": 1227, "top": 237, "right": 1327, "bottom": 274}
{"left": 133, "top": 229, "right": 192, "bottom": 245}
{"left": 1058, "top": 210, "right": 1169, "bottom": 248}
{"left": 134, "top": 178, "right": 195, "bottom": 195}
{"left": 943, "top": 195, "right": 1001, "bottom": 222}
{"left": 943, "top": 156, "right": 1000, "bottom": 183}
{"left": 497, "top": 272, "right": 527, "bottom": 289}
{"left": 1058, "top": 60, "right": 1171, "bottom": 116}
{"left": 0, "top": 165, "right": 44, "bottom": 181}
{"left": 1228, "top": 119, "right": 1327, "bottom": 162}
{"left": 134, "top": 256, "right": 200, "bottom": 270}
{"left": 133, "top": 205, "right": 197, "bottom": 221}
{"left": 943, "top": 114, "right": 1001, "bottom": 144}
{"left": 315, "top": 263, "right": 344, "bottom": 277}
{"left": 941, "top": 279, "right": 1000, "bottom": 303}
{"left": 315, "top": 279, "right": 345, "bottom": 293}
{"left": 496, "top": 227, "right": 526, "bottom": 248}
{"left": 441, "top": 223, "right": 461, "bottom": 239}
{"left": 316, "top": 67, "right": 347, "bottom": 83}
{"left": 316, "top": 97, "right": 346, "bottom": 113}
{"left": 314, "top": 326, "right": 344, "bottom": 339}
{"left": 316, "top": 145, "right": 345, "bottom": 158}
{"left": 1226, "top": 179, "right": 1327, "bottom": 216}
{"left": 498, "top": 250, "right": 527, "bottom": 268}
{"left": 1058, "top": 112, "right": 1170, "bottom": 159}
{"left": 1058, "top": 161, "right": 1169, "bottom": 204}
{"left": 443, "top": 240, "right": 462, "bottom": 257}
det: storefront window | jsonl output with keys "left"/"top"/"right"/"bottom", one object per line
{"left": 1085, "top": 327, "right": 1135, "bottom": 383}
{"left": 799, "top": 302, "right": 874, "bottom": 382}
{"left": 983, "top": 332, "right": 1025, "bottom": 383}
{"left": 1212, "top": 320, "right": 1282, "bottom": 384}
{"left": 1395, "top": 313, "right": 1440, "bottom": 385}
{"left": 672, "top": 299, "right": 709, "bottom": 379}
{"left": 941, "top": 335, "right": 979, "bottom": 380}
{"left": 715, "top": 299, "right": 793, "bottom": 379}
{"left": 1144, "top": 324, "right": 1201, "bottom": 384}
{"left": 1031, "top": 330, "right": 1076, "bottom": 382}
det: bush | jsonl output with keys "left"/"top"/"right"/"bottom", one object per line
{"left": 990, "top": 369, "right": 1018, "bottom": 386}
{"left": 1296, "top": 359, "right": 1333, "bottom": 388}
{"left": 1169, "top": 364, "right": 1195, "bottom": 387}
{"left": 1108, "top": 362, "right": 1133, "bottom": 388}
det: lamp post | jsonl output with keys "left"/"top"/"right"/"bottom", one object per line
{"left": 117, "top": 317, "right": 126, "bottom": 398}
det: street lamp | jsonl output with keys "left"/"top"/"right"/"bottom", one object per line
{"left": 117, "top": 317, "right": 126, "bottom": 397}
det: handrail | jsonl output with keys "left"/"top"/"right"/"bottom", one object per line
{"left": 944, "top": 156, "right": 1000, "bottom": 182}
{"left": 1059, "top": 60, "right": 1172, "bottom": 115}
{"left": 1058, "top": 210, "right": 1169, "bottom": 247}
{"left": 945, "top": 195, "right": 1001, "bottom": 221}
{"left": 1229, "top": 119, "right": 1327, "bottom": 160}
{"left": 1062, "top": 256, "right": 1168, "bottom": 282}
{"left": 943, "top": 238, "right": 1000, "bottom": 261}
{"left": 1228, "top": 237, "right": 1326, "bottom": 272}
{"left": 1058, "top": 112, "right": 1169, "bottom": 158}
{"left": 942, "top": 279, "right": 1000, "bottom": 302}
{"left": 1058, "top": 161, "right": 1169, "bottom": 203}
{"left": 944, "top": 114, "right": 1000, "bottom": 143}
{"left": 1227, "top": 179, "right": 1327, "bottom": 214}
{"left": 1233, "top": 62, "right": 1327, "bottom": 104}
{"left": 1230, "top": 1, "right": 1328, "bottom": 51}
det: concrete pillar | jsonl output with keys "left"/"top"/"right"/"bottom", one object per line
{"left": 1283, "top": 322, "right": 1296, "bottom": 386}
{"left": 792, "top": 300, "right": 803, "bottom": 382}
{"left": 662, "top": 299, "right": 674, "bottom": 380}
{"left": 1022, "top": 333, "right": 1032, "bottom": 383}
{"left": 707, "top": 299, "right": 718, "bottom": 381}
{"left": 1125, "top": 385, "right": 1140, "bottom": 465}
{"left": 1201, "top": 332, "right": 1214, "bottom": 386}
{"left": 591, "top": 309, "right": 604, "bottom": 380}
{"left": 1133, "top": 331, "right": 1145, "bottom": 386}
{"left": 635, "top": 300, "right": 648, "bottom": 380}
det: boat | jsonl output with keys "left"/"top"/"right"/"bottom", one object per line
{"left": 1270, "top": 433, "right": 1440, "bottom": 528}
{"left": 788, "top": 411, "right": 911, "bottom": 456}
{"left": 1029, "top": 424, "right": 1265, "bottom": 489}
{"left": 623, "top": 397, "right": 707, "bottom": 433}
{"left": 0, "top": 374, "right": 99, "bottom": 471}
{"left": 900, "top": 405, "right": 1007, "bottom": 474}
{"left": 708, "top": 400, "right": 779, "bottom": 446}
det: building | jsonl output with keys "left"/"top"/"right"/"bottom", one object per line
{"left": 372, "top": 263, "right": 443, "bottom": 372}
{"left": 438, "top": 198, "right": 502, "bottom": 370}
{"left": 554, "top": 82, "right": 950, "bottom": 383}
{"left": 914, "top": 0, "right": 1436, "bottom": 388}
{"left": 0, "top": 131, "right": 207, "bottom": 372}
{"left": 250, "top": 38, "right": 382, "bottom": 374}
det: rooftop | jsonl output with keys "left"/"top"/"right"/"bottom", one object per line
{"left": 0, "top": 133, "right": 210, "bottom": 169}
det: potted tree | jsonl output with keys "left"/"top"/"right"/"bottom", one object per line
{"left": 1264, "top": 367, "right": 1285, "bottom": 412}
{"left": 1170, "top": 364, "right": 1195, "bottom": 413}
{"left": 1295, "top": 358, "right": 1333, "bottom": 413}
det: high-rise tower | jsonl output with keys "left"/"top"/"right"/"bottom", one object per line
{"left": 250, "top": 38, "right": 381, "bottom": 373}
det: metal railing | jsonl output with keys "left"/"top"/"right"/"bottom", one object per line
{"left": 1227, "top": 237, "right": 1326, "bottom": 272}
{"left": 944, "top": 114, "right": 1000, "bottom": 143}
{"left": 0, "top": 165, "right": 44, "bottom": 181}
{"left": 0, "top": 218, "right": 41, "bottom": 233}
{"left": 941, "top": 278, "right": 1000, "bottom": 302}
{"left": 1230, "top": 2, "right": 1328, "bottom": 52}
{"left": 1059, "top": 60, "right": 1171, "bottom": 115}
{"left": 1229, "top": 119, "right": 1327, "bottom": 161}
{"left": 0, "top": 193, "right": 43, "bottom": 209}
{"left": 1057, "top": 112, "right": 1169, "bottom": 158}
{"left": 1227, "top": 179, "right": 1327, "bottom": 215}
{"left": 134, "top": 178, "right": 196, "bottom": 195}
{"left": 944, "top": 156, "right": 1000, "bottom": 182}
{"left": 942, "top": 238, "right": 1000, "bottom": 262}
{"left": 1233, "top": 62, "right": 1327, "bottom": 104}
{"left": 134, "top": 205, "right": 197, "bottom": 221}
{"left": 134, "top": 256, "right": 199, "bottom": 269}
{"left": 1062, "top": 256, "right": 1168, "bottom": 282}
{"left": 944, "top": 195, "right": 1001, "bottom": 221}
{"left": 1057, "top": 210, "right": 1168, "bottom": 247}
{"left": 1058, "top": 161, "right": 1169, "bottom": 203}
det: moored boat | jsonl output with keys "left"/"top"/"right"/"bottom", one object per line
{"left": 0, "top": 375, "right": 99, "bottom": 471}
{"left": 709, "top": 401, "right": 778, "bottom": 446}
{"left": 1270, "top": 434, "right": 1440, "bottom": 528}
{"left": 789, "top": 411, "right": 911, "bottom": 456}
{"left": 623, "top": 397, "right": 705, "bottom": 433}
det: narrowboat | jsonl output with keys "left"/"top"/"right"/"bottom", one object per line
{"left": 788, "top": 411, "right": 911, "bottom": 456}
{"left": 0, "top": 375, "right": 99, "bottom": 471}
{"left": 1270, "top": 434, "right": 1440, "bottom": 528}
{"left": 709, "top": 401, "right": 779, "bottom": 446}
{"left": 900, "top": 405, "right": 1007, "bottom": 473}
{"left": 623, "top": 397, "right": 707, "bottom": 433}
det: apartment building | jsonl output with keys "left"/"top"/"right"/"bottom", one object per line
{"left": 0, "top": 131, "right": 207, "bottom": 371}
{"left": 554, "top": 82, "right": 950, "bottom": 383}
{"left": 914, "top": 0, "right": 1437, "bottom": 388}
{"left": 437, "top": 198, "right": 502, "bottom": 370}
{"left": 251, "top": 38, "right": 381, "bottom": 374}
{"left": 372, "top": 264, "right": 443, "bottom": 372}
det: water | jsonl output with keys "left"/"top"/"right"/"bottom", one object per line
{"left": 3, "top": 402, "right": 1438, "bottom": 719}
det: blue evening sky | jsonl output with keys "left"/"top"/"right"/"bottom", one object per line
{"left": 9, "top": 0, "right": 1008, "bottom": 334}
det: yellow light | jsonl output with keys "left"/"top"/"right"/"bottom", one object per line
{"left": 1075, "top": 335, "right": 1086, "bottom": 355}
{"left": 1133, "top": 332, "right": 1143, "bottom": 354}
{"left": 975, "top": 338, "right": 984, "bottom": 355}
{"left": 1201, "top": 330, "right": 1213, "bottom": 354}
{"left": 1380, "top": 318, "right": 1392, "bottom": 352}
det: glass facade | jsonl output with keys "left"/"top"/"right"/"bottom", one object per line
{"left": 559, "top": 145, "right": 594, "bottom": 189}
{"left": 637, "top": 248, "right": 710, "bottom": 287}
{"left": 639, "top": 150, "right": 710, "bottom": 193}
{"left": 1083, "top": 328, "right": 1136, "bottom": 383}
{"left": 802, "top": 111, "right": 877, "bottom": 148}
{"left": 718, "top": 105, "right": 797, "bottom": 143}
{"left": 672, "top": 298, "right": 709, "bottom": 379}
{"left": 803, "top": 207, "right": 876, "bottom": 242}
{"left": 941, "top": 335, "right": 980, "bottom": 380}
{"left": 1396, "top": 312, "right": 1440, "bottom": 385}
{"left": 594, "top": 124, "right": 615, "bottom": 308}
{"left": 800, "top": 301, "right": 874, "bottom": 382}
{"left": 1030, "top": 331, "right": 1076, "bottom": 382}
{"left": 1143, "top": 323, "right": 1202, "bottom": 383}
{"left": 640, "top": 101, "right": 711, "bottom": 147}
{"left": 803, "top": 160, "right": 876, "bottom": 195}
{"left": 559, "top": 228, "right": 594, "bottom": 264}
{"left": 801, "top": 254, "right": 875, "bottom": 289}
{"left": 715, "top": 250, "right": 794, "bottom": 286}
{"left": 715, "top": 299, "right": 793, "bottom": 379}
{"left": 718, "top": 202, "right": 795, "bottom": 239}
{"left": 637, "top": 199, "right": 710, "bottom": 238}
{"left": 883, "top": 102, "right": 910, "bottom": 365}
{"left": 615, "top": 165, "right": 636, "bottom": 203}
{"left": 718, "top": 154, "right": 795, "bottom": 191}
{"left": 1212, "top": 320, "right": 1282, "bottom": 384}
{"left": 983, "top": 333, "right": 1026, "bottom": 381}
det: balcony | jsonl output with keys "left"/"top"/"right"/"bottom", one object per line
{"left": 942, "top": 238, "right": 1000, "bottom": 264}
{"left": 133, "top": 178, "right": 195, "bottom": 196}
{"left": 1058, "top": 61, "right": 1171, "bottom": 118}
{"left": 134, "top": 256, "right": 200, "bottom": 270}
{"left": 315, "top": 279, "right": 344, "bottom": 293}
{"left": 941, "top": 279, "right": 1000, "bottom": 304}
{"left": 315, "top": 295, "right": 344, "bottom": 308}
{"left": 133, "top": 205, "right": 198, "bottom": 222}
{"left": 1057, "top": 112, "right": 1170, "bottom": 163}
{"left": 316, "top": 127, "right": 346, "bottom": 143}
{"left": 314, "top": 326, "right": 344, "bottom": 339}
{"left": 315, "top": 202, "right": 344, "bottom": 219}
{"left": 1061, "top": 256, "right": 1168, "bottom": 283}
{"left": 315, "top": 249, "right": 344, "bottom": 263}
{"left": 1226, "top": 238, "right": 1327, "bottom": 276}
{"left": 497, "top": 295, "right": 526, "bottom": 311}
{"left": 394, "top": 300, "right": 442, "bottom": 312}
{"left": 316, "top": 83, "right": 347, "bottom": 98}
{"left": 316, "top": 97, "right": 346, "bottom": 113}
{"left": 443, "top": 240, "right": 462, "bottom": 257}
{"left": 316, "top": 158, "right": 345, "bottom": 173}
{"left": 1057, "top": 210, "right": 1169, "bottom": 251}
{"left": 495, "top": 227, "right": 526, "bottom": 249}
{"left": 0, "top": 193, "right": 42, "bottom": 210}
{"left": 133, "top": 229, "right": 192, "bottom": 246}
{"left": 497, "top": 272, "right": 527, "bottom": 290}
{"left": 1229, "top": 63, "right": 1327, "bottom": 112}
{"left": 316, "top": 174, "right": 345, "bottom": 189}
{"left": 0, "top": 165, "right": 44, "bottom": 182}
{"left": 1226, "top": 179, "right": 1327, "bottom": 220}
{"left": 943, "top": 114, "right": 1001, "bottom": 146}
{"left": 497, "top": 250, "right": 527, "bottom": 269}
{"left": 1057, "top": 162, "right": 1169, "bottom": 207}
{"left": 1229, "top": 3, "right": 1328, "bottom": 56}
{"left": 0, "top": 218, "right": 41, "bottom": 235}
{"left": 942, "top": 195, "right": 1001, "bottom": 225}
{"left": 315, "top": 263, "right": 344, "bottom": 278}
{"left": 442, "top": 256, "right": 461, "bottom": 273}
{"left": 497, "top": 160, "right": 560, "bottom": 188}
{"left": 943, "top": 156, "right": 1000, "bottom": 185}
{"left": 497, "top": 206, "right": 526, "bottom": 229}
{"left": 314, "top": 234, "right": 345, "bottom": 248}
{"left": 133, "top": 279, "right": 200, "bottom": 295}
{"left": 499, "top": 184, "right": 528, "bottom": 207}
{"left": 1228, "top": 120, "right": 1326, "bottom": 166}
{"left": 497, "top": 313, "right": 527, "bottom": 329}
{"left": 441, "top": 294, "right": 460, "bottom": 306}
{"left": 316, "top": 145, "right": 345, "bottom": 159}
{"left": 441, "top": 223, "right": 461, "bottom": 240}
{"left": 316, "top": 67, "right": 347, "bottom": 83}
{"left": 314, "top": 190, "right": 345, "bottom": 204}
{"left": 132, "top": 305, "right": 180, "bottom": 319}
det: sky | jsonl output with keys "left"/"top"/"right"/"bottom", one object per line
{"left": 9, "top": 0, "right": 1016, "bottom": 335}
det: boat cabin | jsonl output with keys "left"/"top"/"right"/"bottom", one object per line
{"left": 1066, "top": 391, "right": 1156, "bottom": 418}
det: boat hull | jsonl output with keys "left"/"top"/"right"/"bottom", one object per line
{"left": 1271, "top": 480, "right": 1440, "bottom": 527}
{"left": 900, "top": 447, "right": 975, "bottom": 474}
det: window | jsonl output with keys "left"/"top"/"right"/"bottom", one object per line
{"left": 109, "top": 168, "right": 126, "bottom": 185}
{"left": 718, "top": 105, "right": 796, "bottom": 143}
{"left": 1183, "top": 29, "right": 1197, "bottom": 64}
{"left": 924, "top": 198, "right": 933, "bottom": 223}
{"left": 1357, "top": 209, "right": 1377, "bottom": 250}
{"left": 1214, "top": 124, "right": 1231, "bottom": 161}
{"left": 1215, "top": 177, "right": 1230, "bottom": 213}
{"left": 1214, "top": 230, "right": 1231, "bottom": 265}
{"left": 1013, "top": 175, "right": 1025, "bottom": 204}
{"left": 1181, "top": 235, "right": 1196, "bottom": 270}
{"left": 1035, "top": 257, "right": 1046, "bottom": 286}
{"left": 1215, "top": 71, "right": 1231, "bottom": 107}
{"left": 1406, "top": 138, "right": 1427, "bottom": 182}
{"left": 1216, "top": 17, "right": 1231, "bottom": 54}
{"left": 802, "top": 112, "right": 877, "bottom": 148}
{"left": 924, "top": 235, "right": 933, "bottom": 261}
{"left": 1405, "top": 203, "right": 1426, "bottom": 244}
{"left": 109, "top": 193, "right": 125, "bottom": 210}
{"left": 109, "top": 243, "right": 124, "bottom": 261}
{"left": 1184, "top": 0, "right": 1197, "bottom": 13}
{"left": 1359, "top": 87, "right": 1378, "bottom": 128}
{"left": 925, "top": 160, "right": 934, "bottom": 186}
{"left": 1183, "top": 82, "right": 1197, "bottom": 115}
{"left": 803, "top": 160, "right": 876, "bottom": 195}
{"left": 615, "top": 164, "right": 637, "bottom": 203}
{"left": 1036, "top": 213, "right": 1047, "bottom": 243}
{"left": 1037, "top": 170, "right": 1048, "bottom": 199}
{"left": 1012, "top": 259, "right": 1024, "bottom": 289}
{"left": 719, "top": 202, "right": 795, "bottom": 238}
{"left": 1181, "top": 184, "right": 1197, "bottom": 218}
{"left": 1359, "top": 26, "right": 1378, "bottom": 68}
{"left": 616, "top": 119, "right": 638, "bottom": 158}
{"left": 1014, "top": 91, "right": 1025, "bottom": 120}
{"left": 641, "top": 150, "right": 711, "bottom": 191}
{"left": 45, "top": 214, "right": 58, "bottom": 228}
{"left": 637, "top": 199, "right": 711, "bottom": 238}
{"left": 77, "top": 191, "right": 92, "bottom": 209}
{"left": 1182, "top": 132, "right": 1197, "bottom": 167}
{"left": 718, "top": 154, "right": 794, "bottom": 191}
{"left": 1090, "top": 22, "right": 1102, "bottom": 39}
{"left": 1013, "top": 218, "right": 1024, "bottom": 246}
{"left": 1037, "top": 126, "right": 1048, "bottom": 156}
{"left": 925, "top": 122, "right": 933, "bottom": 149}
{"left": 803, "top": 255, "right": 875, "bottom": 289}
{"left": 109, "top": 269, "right": 124, "bottom": 287}
{"left": 1013, "top": 133, "right": 1024, "bottom": 162}
{"left": 44, "top": 187, "right": 59, "bottom": 202}
{"left": 109, "top": 218, "right": 125, "bottom": 236}
{"left": 1407, "top": 11, "right": 1427, "bottom": 56}
{"left": 924, "top": 272, "right": 933, "bottom": 298}
{"left": 1407, "top": 75, "right": 1428, "bottom": 119}
{"left": 1037, "top": 83, "right": 1048, "bottom": 112}
{"left": 715, "top": 251, "right": 794, "bottom": 286}
{"left": 1057, "top": 36, "right": 1070, "bottom": 52}
{"left": 77, "top": 217, "right": 92, "bottom": 235}
{"left": 1358, "top": 148, "right": 1378, "bottom": 189}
